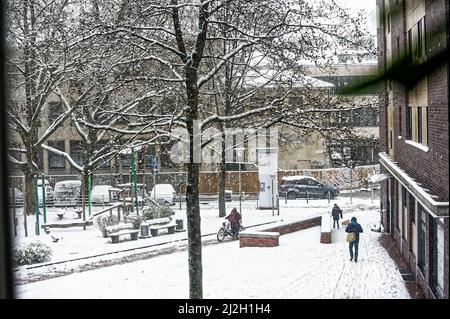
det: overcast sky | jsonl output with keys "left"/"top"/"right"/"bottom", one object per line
{"left": 336, "top": 0, "right": 377, "bottom": 34}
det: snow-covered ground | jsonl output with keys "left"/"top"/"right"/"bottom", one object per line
{"left": 15, "top": 207, "right": 410, "bottom": 299}
{"left": 11, "top": 196, "right": 380, "bottom": 267}
{"left": 11, "top": 194, "right": 410, "bottom": 299}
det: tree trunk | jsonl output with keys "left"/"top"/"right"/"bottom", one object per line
{"left": 24, "top": 173, "right": 35, "bottom": 216}
{"left": 185, "top": 66, "right": 202, "bottom": 299}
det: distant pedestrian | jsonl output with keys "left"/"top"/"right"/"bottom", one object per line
{"left": 331, "top": 204, "right": 343, "bottom": 229}
{"left": 345, "top": 217, "right": 364, "bottom": 262}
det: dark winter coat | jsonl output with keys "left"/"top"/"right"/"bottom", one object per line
{"left": 331, "top": 206, "right": 343, "bottom": 220}
{"left": 226, "top": 211, "right": 241, "bottom": 230}
{"left": 345, "top": 222, "right": 363, "bottom": 242}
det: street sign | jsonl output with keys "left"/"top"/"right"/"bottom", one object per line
{"left": 149, "top": 155, "right": 158, "bottom": 169}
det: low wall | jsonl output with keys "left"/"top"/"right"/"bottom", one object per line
{"left": 239, "top": 216, "right": 329, "bottom": 248}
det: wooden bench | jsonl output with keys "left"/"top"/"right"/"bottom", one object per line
{"left": 146, "top": 217, "right": 176, "bottom": 237}
{"left": 105, "top": 223, "right": 140, "bottom": 244}
{"left": 239, "top": 231, "right": 280, "bottom": 248}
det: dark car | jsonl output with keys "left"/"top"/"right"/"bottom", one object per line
{"left": 278, "top": 176, "right": 339, "bottom": 200}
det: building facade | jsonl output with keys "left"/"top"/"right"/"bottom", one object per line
{"left": 377, "top": 0, "right": 449, "bottom": 298}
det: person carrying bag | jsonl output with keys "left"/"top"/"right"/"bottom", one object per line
{"left": 345, "top": 217, "right": 363, "bottom": 262}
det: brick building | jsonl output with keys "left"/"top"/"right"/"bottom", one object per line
{"left": 377, "top": 0, "right": 448, "bottom": 298}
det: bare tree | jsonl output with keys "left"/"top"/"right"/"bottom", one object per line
{"left": 5, "top": 0, "right": 83, "bottom": 215}
{"left": 26, "top": 0, "right": 373, "bottom": 298}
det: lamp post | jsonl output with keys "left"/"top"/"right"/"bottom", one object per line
{"left": 348, "top": 160, "right": 355, "bottom": 203}
{"left": 236, "top": 148, "right": 245, "bottom": 221}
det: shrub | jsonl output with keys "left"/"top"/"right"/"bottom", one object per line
{"left": 141, "top": 205, "right": 174, "bottom": 220}
{"left": 96, "top": 214, "right": 119, "bottom": 237}
{"left": 15, "top": 241, "right": 52, "bottom": 266}
{"left": 124, "top": 213, "right": 144, "bottom": 229}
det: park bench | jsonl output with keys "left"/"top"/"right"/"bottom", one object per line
{"left": 41, "top": 220, "right": 93, "bottom": 233}
{"left": 239, "top": 231, "right": 280, "bottom": 248}
{"left": 105, "top": 223, "right": 140, "bottom": 244}
{"left": 146, "top": 217, "right": 176, "bottom": 237}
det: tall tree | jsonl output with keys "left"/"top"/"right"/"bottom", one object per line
{"left": 62, "top": 0, "right": 373, "bottom": 298}
{"left": 5, "top": 0, "right": 81, "bottom": 215}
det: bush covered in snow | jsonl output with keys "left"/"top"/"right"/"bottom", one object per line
{"left": 141, "top": 205, "right": 174, "bottom": 220}
{"left": 124, "top": 213, "right": 144, "bottom": 229}
{"left": 96, "top": 215, "right": 119, "bottom": 237}
{"left": 15, "top": 241, "right": 52, "bottom": 266}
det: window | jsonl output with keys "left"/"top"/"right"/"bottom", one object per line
{"left": 426, "top": 107, "right": 429, "bottom": 145}
{"left": 417, "top": 106, "right": 423, "bottom": 143}
{"left": 409, "top": 193, "right": 415, "bottom": 224}
{"left": 288, "top": 96, "right": 302, "bottom": 107}
{"left": 47, "top": 141, "right": 65, "bottom": 169}
{"left": 417, "top": 204, "right": 426, "bottom": 274}
{"left": 417, "top": 17, "right": 425, "bottom": 59}
{"left": 407, "top": 29, "right": 413, "bottom": 60}
{"left": 408, "top": 17, "right": 426, "bottom": 62}
{"left": 406, "top": 107, "right": 412, "bottom": 139}
{"left": 70, "top": 140, "right": 84, "bottom": 167}
{"left": 48, "top": 102, "right": 63, "bottom": 123}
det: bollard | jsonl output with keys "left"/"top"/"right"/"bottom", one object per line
{"left": 140, "top": 223, "right": 149, "bottom": 237}
{"left": 328, "top": 191, "right": 331, "bottom": 204}
{"left": 176, "top": 219, "right": 183, "bottom": 230}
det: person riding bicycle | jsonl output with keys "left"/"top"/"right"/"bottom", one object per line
{"left": 225, "top": 207, "right": 242, "bottom": 239}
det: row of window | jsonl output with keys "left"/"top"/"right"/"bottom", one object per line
{"left": 394, "top": 183, "right": 445, "bottom": 297}
{"left": 37, "top": 141, "right": 158, "bottom": 170}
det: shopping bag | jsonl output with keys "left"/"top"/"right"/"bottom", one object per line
{"left": 346, "top": 232, "right": 356, "bottom": 242}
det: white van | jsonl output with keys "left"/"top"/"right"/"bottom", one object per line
{"left": 37, "top": 179, "right": 55, "bottom": 206}
{"left": 150, "top": 184, "right": 176, "bottom": 206}
{"left": 54, "top": 180, "right": 82, "bottom": 206}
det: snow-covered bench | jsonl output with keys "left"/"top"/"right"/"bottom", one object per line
{"left": 239, "top": 231, "right": 280, "bottom": 248}
{"left": 146, "top": 217, "right": 176, "bottom": 237}
{"left": 105, "top": 223, "right": 140, "bottom": 243}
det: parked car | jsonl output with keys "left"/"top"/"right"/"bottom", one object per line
{"left": 225, "top": 190, "right": 232, "bottom": 202}
{"left": 90, "top": 185, "right": 116, "bottom": 204}
{"left": 54, "top": 180, "right": 82, "bottom": 206}
{"left": 150, "top": 184, "right": 177, "bottom": 206}
{"left": 278, "top": 175, "right": 339, "bottom": 200}
{"left": 8, "top": 187, "right": 24, "bottom": 206}
{"left": 37, "top": 179, "right": 55, "bottom": 206}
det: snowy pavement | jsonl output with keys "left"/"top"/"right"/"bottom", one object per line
{"left": 15, "top": 199, "right": 411, "bottom": 299}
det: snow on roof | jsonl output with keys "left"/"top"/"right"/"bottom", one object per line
{"left": 55, "top": 180, "right": 81, "bottom": 185}
{"left": 282, "top": 175, "right": 318, "bottom": 181}
{"left": 368, "top": 173, "right": 391, "bottom": 184}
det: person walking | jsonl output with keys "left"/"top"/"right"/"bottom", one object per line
{"left": 345, "top": 217, "right": 363, "bottom": 262}
{"left": 331, "top": 203, "right": 343, "bottom": 229}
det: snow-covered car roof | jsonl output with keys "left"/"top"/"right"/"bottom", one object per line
{"left": 91, "top": 185, "right": 113, "bottom": 194}
{"left": 152, "top": 184, "right": 175, "bottom": 191}
{"left": 282, "top": 175, "right": 319, "bottom": 182}
{"left": 55, "top": 180, "right": 81, "bottom": 187}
